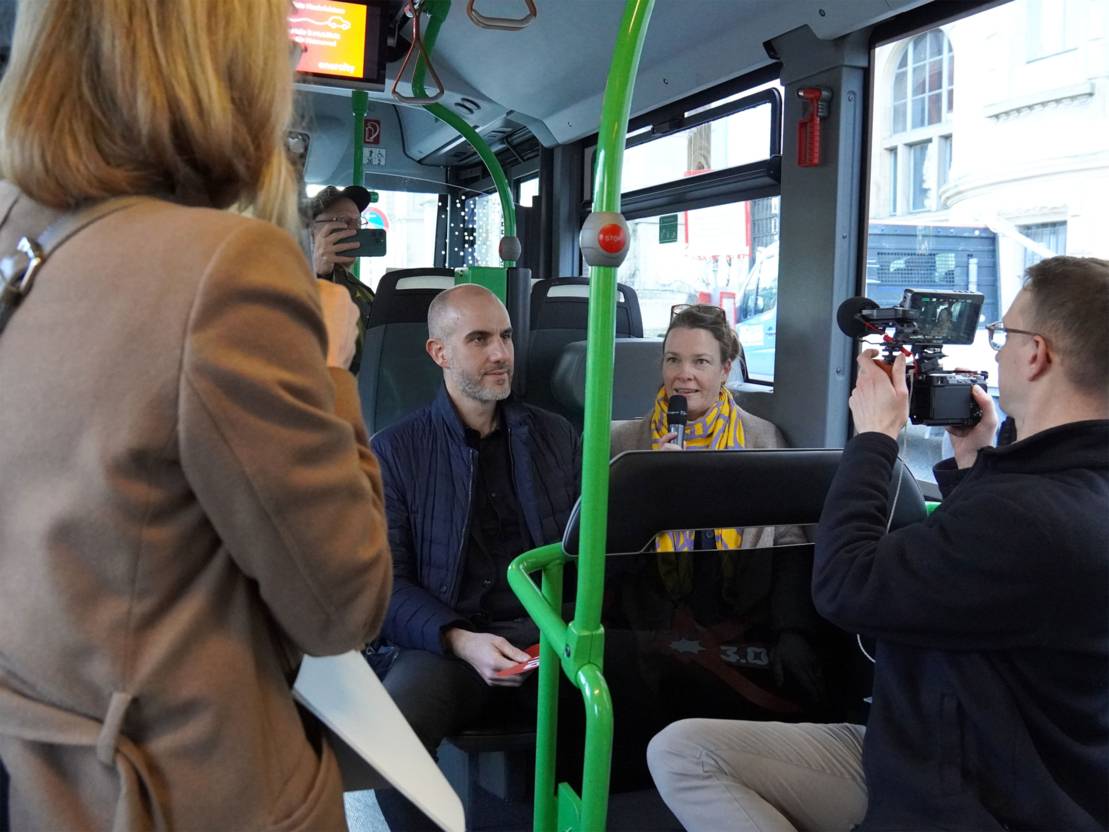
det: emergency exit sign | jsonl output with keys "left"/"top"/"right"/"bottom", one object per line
{"left": 659, "top": 213, "right": 678, "bottom": 244}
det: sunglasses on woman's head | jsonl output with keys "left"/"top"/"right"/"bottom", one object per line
{"left": 670, "top": 304, "right": 727, "bottom": 322}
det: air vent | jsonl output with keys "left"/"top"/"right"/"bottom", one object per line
{"left": 454, "top": 101, "right": 476, "bottom": 115}
{"left": 459, "top": 97, "right": 481, "bottom": 111}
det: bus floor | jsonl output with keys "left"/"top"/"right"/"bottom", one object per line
{"left": 343, "top": 787, "right": 683, "bottom": 831}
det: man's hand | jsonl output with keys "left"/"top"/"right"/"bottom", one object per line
{"left": 317, "top": 280, "right": 359, "bottom": 369}
{"left": 312, "top": 221, "right": 360, "bottom": 276}
{"left": 444, "top": 628, "right": 533, "bottom": 687}
{"left": 652, "top": 430, "right": 683, "bottom": 452}
{"left": 945, "top": 384, "right": 999, "bottom": 469}
{"left": 849, "top": 350, "right": 909, "bottom": 440}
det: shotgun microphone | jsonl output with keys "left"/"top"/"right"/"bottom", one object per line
{"left": 667, "top": 395, "right": 688, "bottom": 448}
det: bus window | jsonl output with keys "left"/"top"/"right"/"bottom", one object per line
{"left": 463, "top": 191, "right": 504, "bottom": 268}
{"left": 616, "top": 197, "right": 780, "bottom": 385}
{"left": 619, "top": 83, "right": 778, "bottom": 193}
{"left": 735, "top": 239, "right": 779, "bottom": 381}
{"left": 517, "top": 175, "right": 540, "bottom": 209}
{"left": 305, "top": 185, "right": 442, "bottom": 289}
{"left": 601, "top": 79, "right": 783, "bottom": 385}
{"left": 864, "top": 0, "right": 1108, "bottom": 482}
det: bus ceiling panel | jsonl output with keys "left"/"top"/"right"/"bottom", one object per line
{"left": 297, "top": 89, "right": 447, "bottom": 192}
{"left": 796, "top": 0, "right": 936, "bottom": 41}
{"left": 403, "top": 113, "right": 532, "bottom": 168}
{"left": 421, "top": 0, "right": 938, "bottom": 147}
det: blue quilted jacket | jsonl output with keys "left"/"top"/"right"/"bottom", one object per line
{"left": 371, "top": 385, "right": 580, "bottom": 653}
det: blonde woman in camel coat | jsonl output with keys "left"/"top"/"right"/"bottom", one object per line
{"left": 0, "top": 2, "right": 391, "bottom": 829}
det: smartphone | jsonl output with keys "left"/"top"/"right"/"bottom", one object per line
{"left": 339, "top": 228, "right": 387, "bottom": 258}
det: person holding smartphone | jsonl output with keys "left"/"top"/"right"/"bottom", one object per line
{"left": 308, "top": 184, "right": 378, "bottom": 373}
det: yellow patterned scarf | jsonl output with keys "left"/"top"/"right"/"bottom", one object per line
{"left": 650, "top": 385, "right": 745, "bottom": 552}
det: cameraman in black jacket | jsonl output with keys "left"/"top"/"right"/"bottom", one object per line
{"left": 648, "top": 256, "right": 1109, "bottom": 832}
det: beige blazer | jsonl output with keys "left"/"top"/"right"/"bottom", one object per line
{"left": 0, "top": 185, "right": 391, "bottom": 830}
{"left": 610, "top": 402, "right": 806, "bottom": 551}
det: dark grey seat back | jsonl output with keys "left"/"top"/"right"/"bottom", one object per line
{"left": 561, "top": 448, "right": 926, "bottom": 556}
{"left": 550, "top": 338, "right": 664, "bottom": 422}
{"left": 525, "top": 278, "right": 643, "bottom": 420}
{"left": 358, "top": 269, "right": 453, "bottom": 434}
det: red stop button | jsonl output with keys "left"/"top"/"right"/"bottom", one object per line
{"left": 598, "top": 223, "right": 626, "bottom": 254}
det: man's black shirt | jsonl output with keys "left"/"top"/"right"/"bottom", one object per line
{"left": 456, "top": 424, "right": 530, "bottom": 625}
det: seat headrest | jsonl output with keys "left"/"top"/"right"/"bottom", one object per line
{"left": 530, "top": 277, "right": 643, "bottom": 337}
{"left": 369, "top": 268, "right": 455, "bottom": 327}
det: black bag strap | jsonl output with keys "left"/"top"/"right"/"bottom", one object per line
{"left": 0, "top": 194, "right": 146, "bottom": 339}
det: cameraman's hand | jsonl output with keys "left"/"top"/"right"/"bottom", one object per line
{"left": 312, "top": 221, "right": 360, "bottom": 276}
{"left": 945, "top": 384, "right": 998, "bottom": 469}
{"left": 849, "top": 350, "right": 909, "bottom": 440}
{"left": 317, "top": 280, "right": 359, "bottom": 369}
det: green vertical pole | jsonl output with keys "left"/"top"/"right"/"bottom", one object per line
{"left": 574, "top": 2, "right": 655, "bottom": 829}
{"left": 413, "top": 0, "right": 517, "bottom": 265}
{"left": 575, "top": 0, "right": 655, "bottom": 648}
{"left": 351, "top": 89, "right": 368, "bottom": 280}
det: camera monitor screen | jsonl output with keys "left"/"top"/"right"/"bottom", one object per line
{"left": 904, "top": 290, "right": 983, "bottom": 345}
{"left": 289, "top": 0, "right": 387, "bottom": 91}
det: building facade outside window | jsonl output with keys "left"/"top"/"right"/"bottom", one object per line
{"left": 1019, "top": 221, "right": 1067, "bottom": 271}
{"left": 887, "top": 29, "right": 954, "bottom": 215}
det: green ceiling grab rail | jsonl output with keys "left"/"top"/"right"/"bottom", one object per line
{"left": 409, "top": 0, "right": 517, "bottom": 266}
{"left": 507, "top": 2, "right": 656, "bottom": 830}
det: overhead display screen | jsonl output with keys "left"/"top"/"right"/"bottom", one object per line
{"left": 289, "top": 0, "right": 386, "bottom": 90}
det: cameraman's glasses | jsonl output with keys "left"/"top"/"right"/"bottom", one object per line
{"left": 986, "top": 321, "right": 1042, "bottom": 351}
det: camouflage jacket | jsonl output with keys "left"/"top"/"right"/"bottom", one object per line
{"left": 322, "top": 265, "right": 375, "bottom": 374}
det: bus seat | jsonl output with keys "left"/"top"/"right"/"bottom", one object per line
{"left": 358, "top": 268, "right": 454, "bottom": 435}
{"left": 549, "top": 338, "right": 664, "bottom": 423}
{"left": 561, "top": 448, "right": 925, "bottom": 556}
{"left": 558, "top": 449, "right": 924, "bottom": 725}
{"left": 530, "top": 277, "right": 643, "bottom": 336}
{"left": 526, "top": 278, "right": 643, "bottom": 418}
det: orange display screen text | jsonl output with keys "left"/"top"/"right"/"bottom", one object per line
{"left": 290, "top": 1, "right": 367, "bottom": 80}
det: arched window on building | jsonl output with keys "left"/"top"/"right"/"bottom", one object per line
{"left": 887, "top": 29, "right": 954, "bottom": 214}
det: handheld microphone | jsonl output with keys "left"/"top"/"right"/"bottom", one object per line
{"left": 667, "top": 394, "right": 688, "bottom": 448}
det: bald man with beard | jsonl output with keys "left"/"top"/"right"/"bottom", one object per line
{"left": 369, "top": 285, "right": 581, "bottom": 831}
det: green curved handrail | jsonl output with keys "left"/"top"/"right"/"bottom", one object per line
{"left": 508, "top": 2, "right": 655, "bottom": 830}
{"left": 411, "top": 0, "right": 516, "bottom": 266}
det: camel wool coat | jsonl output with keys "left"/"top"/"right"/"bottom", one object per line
{"left": 0, "top": 184, "right": 391, "bottom": 831}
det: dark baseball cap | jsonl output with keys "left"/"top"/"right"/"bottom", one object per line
{"left": 306, "top": 185, "right": 372, "bottom": 218}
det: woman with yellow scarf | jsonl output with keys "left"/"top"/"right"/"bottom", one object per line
{"left": 610, "top": 304, "right": 829, "bottom": 715}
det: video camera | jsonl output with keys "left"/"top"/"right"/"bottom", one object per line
{"left": 837, "top": 289, "right": 988, "bottom": 427}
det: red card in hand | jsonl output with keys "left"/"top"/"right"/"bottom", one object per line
{"left": 494, "top": 643, "right": 540, "bottom": 678}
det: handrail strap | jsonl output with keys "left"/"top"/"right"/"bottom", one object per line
{"left": 466, "top": 0, "right": 537, "bottom": 31}
{"left": 392, "top": 1, "right": 446, "bottom": 105}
